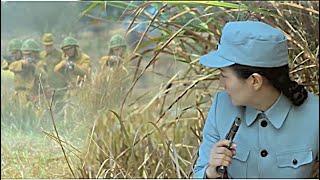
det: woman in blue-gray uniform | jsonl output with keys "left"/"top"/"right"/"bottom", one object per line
{"left": 193, "top": 21, "right": 319, "bottom": 178}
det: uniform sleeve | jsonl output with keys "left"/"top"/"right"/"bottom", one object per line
{"left": 193, "top": 92, "right": 221, "bottom": 178}
{"left": 1, "top": 59, "right": 9, "bottom": 70}
{"left": 99, "top": 56, "right": 109, "bottom": 66}
{"left": 8, "top": 60, "right": 23, "bottom": 72}
{"left": 35, "top": 60, "right": 48, "bottom": 83}
{"left": 39, "top": 51, "right": 46, "bottom": 59}
{"left": 74, "top": 55, "right": 91, "bottom": 77}
{"left": 54, "top": 60, "right": 67, "bottom": 73}
{"left": 36, "top": 60, "right": 47, "bottom": 74}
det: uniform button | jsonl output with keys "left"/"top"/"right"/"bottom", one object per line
{"left": 260, "top": 120, "right": 268, "bottom": 127}
{"left": 260, "top": 149, "right": 268, "bottom": 157}
{"left": 293, "top": 159, "right": 298, "bottom": 165}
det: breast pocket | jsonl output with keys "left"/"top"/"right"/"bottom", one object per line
{"left": 276, "top": 148, "right": 314, "bottom": 178}
{"left": 228, "top": 146, "right": 250, "bottom": 178}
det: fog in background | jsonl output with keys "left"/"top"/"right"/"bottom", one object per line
{"left": 1, "top": 1, "right": 185, "bottom": 89}
{"left": 1, "top": 1, "right": 134, "bottom": 67}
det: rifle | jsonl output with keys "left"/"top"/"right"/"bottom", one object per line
{"left": 216, "top": 117, "right": 242, "bottom": 178}
{"left": 107, "top": 56, "right": 120, "bottom": 67}
{"left": 25, "top": 57, "right": 36, "bottom": 64}
{"left": 64, "top": 57, "right": 75, "bottom": 72}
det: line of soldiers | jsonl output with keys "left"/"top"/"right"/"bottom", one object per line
{"left": 1, "top": 33, "right": 129, "bottom": 112}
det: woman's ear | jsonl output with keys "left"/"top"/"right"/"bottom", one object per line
{"left": 248, "top": 73, "right": 263, "bottom": 90}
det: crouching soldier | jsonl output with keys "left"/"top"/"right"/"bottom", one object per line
{"left": 93, "top": 34, "right": 130, "bottom": 109}
{"left": 99, "top": 34, "right": 128, "bottom": 72}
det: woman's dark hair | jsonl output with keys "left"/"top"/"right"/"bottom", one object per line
{"left": 229, "top": 64, "right": 308, "bottom": 106}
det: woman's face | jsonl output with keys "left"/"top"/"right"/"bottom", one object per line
{"left": 219, "top": 67, "right": 254, "bottom": 106}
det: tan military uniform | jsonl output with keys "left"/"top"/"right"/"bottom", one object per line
{"left": 54, "top": 50, "right": 91, "bottom": 88}
{"left": 93, "top": 55, "right": 129, "bottom": 109}
{"left": 1, "top": 58, "right": 21, "bottom": 70}
{"left": 40, "top": 48, "right": 67, "bottom": 89}
{"left": 1, "top": 68, "right": 15, "bottom": 92}
{"left": 1, "top": 59, "right": 9, "bottom": 70}
{"left": 2, "top": 57, "right": 23, "bottom": 95}
{"left": 99, "top": 56, "right": 109, "bottom": 68}
{"left": 9, "top": 60, "right": 35, "bottom": 103}
{"left": 99, "top": 55, "right": 128, "bottom": 72}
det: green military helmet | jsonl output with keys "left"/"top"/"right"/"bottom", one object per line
{"left": 109, "top": 34, "right": 126, "bottom": 49}
{"left": 42, "top": 33, "right": 54, "bottom": 45}
{"left": 21, "top": 38, "right": 41, "bottom": 52}
{"left": 8, "top": 39, "right": 23, "bottom": 52}
{"left": 61, "top": 36, "right": 79, "bottom": 49}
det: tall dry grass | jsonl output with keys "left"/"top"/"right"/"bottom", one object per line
{"left": 77, "top": 1, "right": 318, "bottom": 178}
{"left": 1, "top": 1, "right": 318, "bottom": 178}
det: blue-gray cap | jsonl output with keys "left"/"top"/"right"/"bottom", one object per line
{"left": 200, "top": 21, "right": 288, "bottom": 68}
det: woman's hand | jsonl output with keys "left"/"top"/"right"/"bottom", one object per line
{"left": 205, "top": 140, "right": 236, "bottom": 178}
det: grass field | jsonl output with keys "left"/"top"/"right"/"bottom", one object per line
{"left": 1, "top": 1, "right": 318, "bottom": 178}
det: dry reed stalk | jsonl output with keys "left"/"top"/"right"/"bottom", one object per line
{"left": 38, "top": 75, "right": 76, "bottom": 178}
{"left": 156, "top": 73, "right": 213, "bottom": 123}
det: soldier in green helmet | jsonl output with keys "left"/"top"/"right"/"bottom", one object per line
{"left": 54, "top": 36, "right": 91, "bottom": 88}
{"left": 1, "top": 39, "right": 23, "bottom": 70}
{"left": 2, "top": 38, "right": 22, "bottom": 79}
{"left": 20, "top": 38, "right": 42, "bottom": 63}
{"left": 9, "top": 38, "right": 47, "bottom": 104}
{"left": 99, "top": 34, "right": 128, "bottom": 69}
{"left": 86, "top": 35, "right": 131, "bottom": 172}
{"left": 93, "top": 34, "right": 130, "bottom": 109}
{"left": 1, "top": 39, "right": 21, "bottom": 93}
